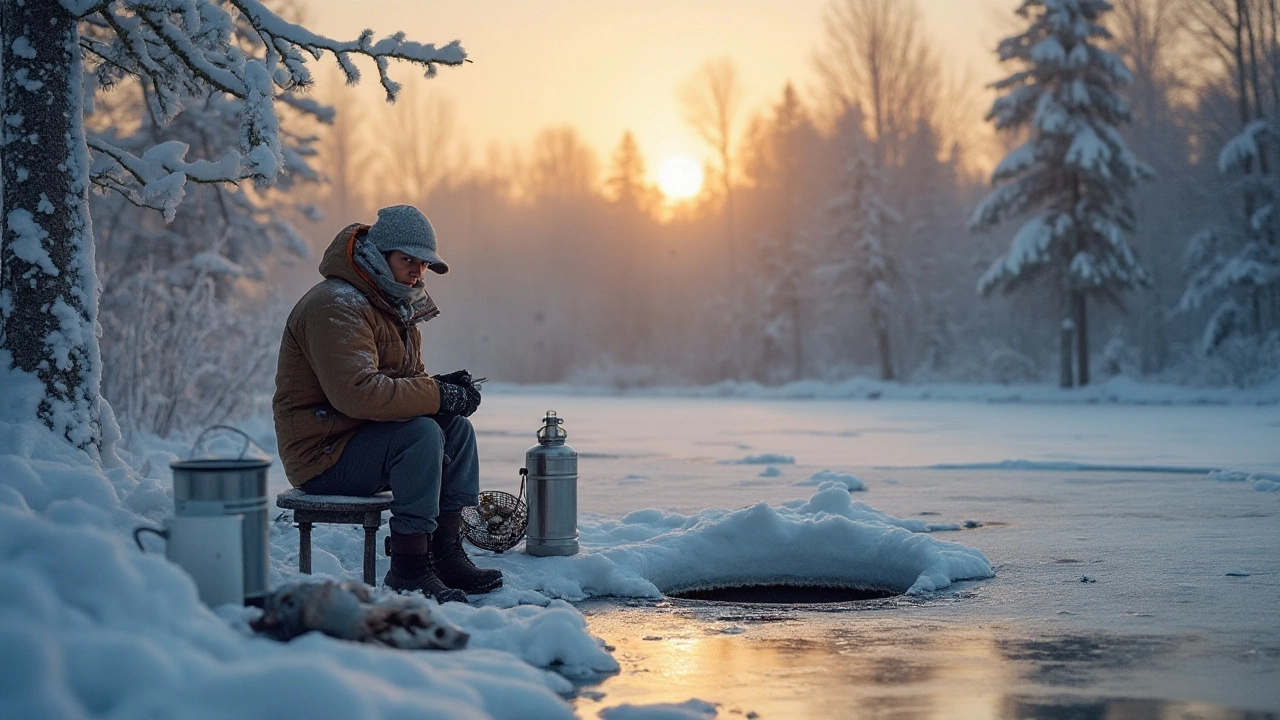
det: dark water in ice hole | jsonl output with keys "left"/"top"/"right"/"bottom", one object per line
{"left": 569, "top": 591, "right": 1278, "bottom": 720}
{"left": 666, "top": 584, "right": 899, "bottom": 604}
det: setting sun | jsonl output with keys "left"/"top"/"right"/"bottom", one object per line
{"left": 658, "top": 156, "right": 704, "bottom": 201}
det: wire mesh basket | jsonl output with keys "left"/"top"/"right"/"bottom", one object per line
{"left": 461, "top": 475, "right": 527, "bottom": 553}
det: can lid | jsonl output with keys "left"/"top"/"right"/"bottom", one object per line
{"left": 171, "top": 458, "right": 271, "bottom": 471}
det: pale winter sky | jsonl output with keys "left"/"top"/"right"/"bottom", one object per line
{"left": 300, "top": 0, "right": 1020, "bottom": 178}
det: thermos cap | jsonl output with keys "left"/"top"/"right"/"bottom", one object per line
{"left": 537, "top": 410, "right": 567, "bottom": 445}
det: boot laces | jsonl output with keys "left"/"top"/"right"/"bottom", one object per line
{"left": 436, "top": 534, "right": 479, "bottom": 568}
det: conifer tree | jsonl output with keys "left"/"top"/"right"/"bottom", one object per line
{"left": 1175, "top": 0, "right": 1280, "bottom": 365}
{"left": 605, "top": 131, "right": 658, "bottom": 214}
{"left": 969, "top": 0, "right": 1151, "bottom": 387}
{"left": 829, "top": 107, "right": 899, "bottom": 381}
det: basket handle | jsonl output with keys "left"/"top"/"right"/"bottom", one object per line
{"left": 188, "top": 425, "right": 260, "bottom": 460}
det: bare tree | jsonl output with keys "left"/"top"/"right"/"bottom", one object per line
{"left": 1113, "top": 0, "right": 1189, "bottom": 120}
{"left": 524, "top": 126, "right": 600, "bottom": 201}
{"left": 679, "top": 57, "right": 745, "bottom": 287}
{"left": 318, "top": 68, "right": 372, "bottom": 226}
{"left": 378, "top": 87, "right": 464, "bottom": 207}
{"left": 812, "top": 0, "right": 939, "bottom": 166}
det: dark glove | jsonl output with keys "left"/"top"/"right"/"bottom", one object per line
{"left": 462, "top": 378, "right": 482, "bottom": 415}
{"left": 435, "top": 380, "right": 480, "bottom": 418}
{"left": 432, "top": 369, "right": 473, "bottom": 387}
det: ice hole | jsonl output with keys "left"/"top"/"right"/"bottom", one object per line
{"left": 667, "top": 584, "right": 900, "bottom": 604}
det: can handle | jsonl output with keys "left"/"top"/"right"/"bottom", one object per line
{"left": 188, "top": 425, "right": 261, "bottom": 461}
{"left": 133, "top": 526, "right": 168, "bottom": 552}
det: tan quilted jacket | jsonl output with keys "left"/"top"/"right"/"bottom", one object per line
{"left": 272, "top": 223, "right": 443, "bottom": 486}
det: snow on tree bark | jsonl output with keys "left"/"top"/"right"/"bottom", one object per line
{"left": 1, "top": 2, "right": 104, "bottom": 455}
{"left": 968, "top": 0, "right": 1152, "bottom": 388}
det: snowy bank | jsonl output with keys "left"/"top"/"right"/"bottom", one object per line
{"left": 1209, "top": 469, "right": 1280, "bottom": 492}
{"left": 0, "top": 404, "right": 593, "bottom": 719}
{"left": 495, "top": 373, "right": 1280, "bottom": 406}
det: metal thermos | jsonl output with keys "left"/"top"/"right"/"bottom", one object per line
{"left": 171, "top": 426, "right": 271, "bottom": 604}
{"left": 524, "top": 411, "right": 579, "bottom": 556}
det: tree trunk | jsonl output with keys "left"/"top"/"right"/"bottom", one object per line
{"left": 1074, "top": 291, "right": 1090, "bottom": 386}
{"left": 1059, "top": 293, "right": 1076, "bottom": 389}
{"left": 874, "top": 314, "right": 894, "bottom": 381}
{"left": 790, "top": 295, "right": 804, "bottom": 380}
{"left": 1, "top": 3, "right": 103, "bottom": 455}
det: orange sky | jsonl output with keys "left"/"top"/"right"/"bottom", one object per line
{"left": 301, "top": 0, "right": 1019, "bottom": 178}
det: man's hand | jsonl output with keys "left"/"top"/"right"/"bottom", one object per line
{"left": 435, "top": 380, "right": 480, "bottom": 418}
{"left": 433, "top": 369, "right": 472, "bottom": 387}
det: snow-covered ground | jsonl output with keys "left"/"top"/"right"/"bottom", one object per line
{"left": 3, "top": 377, "right": 1278, "bottom": 719}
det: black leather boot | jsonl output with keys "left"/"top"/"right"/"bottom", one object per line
{"left": 384, "top": 531, "right": 467, "bottom": 603}
{"left": 433, "top": 513, "right": 504, "bottom": 594}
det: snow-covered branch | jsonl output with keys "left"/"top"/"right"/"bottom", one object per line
{"left": 227, "top": 0, "right": 466, "bottom": 98}
{"left": 1219, "top": 120, "right": 1270, "bottom": 174}
{"left": 83, "top": 0, "right": 466, "bottom": 194}
{"left": 89, "top": 137, "right": 244, "bottom": 220}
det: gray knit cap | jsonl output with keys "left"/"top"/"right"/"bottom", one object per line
{"left": 365, "top": 205, "right": 448, "bottom": 274}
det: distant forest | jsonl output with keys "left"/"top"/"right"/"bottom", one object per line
{"left": 86, "top": 0, "right": 1280, "bottom": 437}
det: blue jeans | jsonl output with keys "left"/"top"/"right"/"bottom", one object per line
{"left": 302, "top": 416, "right": 479, "bottom": 535}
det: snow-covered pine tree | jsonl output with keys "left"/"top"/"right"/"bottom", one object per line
{"left": 0, "top": 0, "right": 464, "bottom": 459}
{"left": 751, "top": 84, "right": 817, "bottom": 382}
{"left": 1174, "top": 122, "right": 1280, "bottom": 360}
{"left": 1173, "top": 0, "right": 1280, "bottom": 370}
{"left": 828, "top": 106, "right": 899, "bottom": 381}
{"left": 969, "top": 0, "right": 1151, "bottom": 388}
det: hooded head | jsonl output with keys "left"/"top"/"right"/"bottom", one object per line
{"left": 365, "top": 205, "right": 449, "bottom": 274}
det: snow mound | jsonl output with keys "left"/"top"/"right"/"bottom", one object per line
{"left": 599, "top": 698, "right": 719, "bottom": 719}
{"left": 722, "top": 453, "right": 795, "bottom": 465}
{"left": 1208, "top": 469, "right": 1280, "bottom": 492}
{"left": 475, "top": 484, "right": 994, "bottom": 603}
{"left": 0, "top": 502, "right": 577, "bottom": 720}
{"left": 794, "top": 468, "right": 867, "bottom": 491}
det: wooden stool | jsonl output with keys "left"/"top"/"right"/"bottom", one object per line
{"left": 275, "top": 488, "right": 393, "bottom": 586}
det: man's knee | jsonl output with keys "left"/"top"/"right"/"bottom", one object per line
{"left": 451, "top": 416, "right": 476, "bottom": 441}
{"left": 434, "top": 414, "right": 475, "bottom": 443}
{"left": 390, "top": 416, "right": 444, "bottom": 453}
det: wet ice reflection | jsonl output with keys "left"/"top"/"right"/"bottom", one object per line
{"left": 572, "top": 602, "right": 1273, "bottom": 720}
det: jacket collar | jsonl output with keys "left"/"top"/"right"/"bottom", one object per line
{"left": 318, "top": 223, "right": 440, "bottom": 327}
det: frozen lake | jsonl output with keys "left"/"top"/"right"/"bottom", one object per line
{"left": 466, "top": 393, "right": 1280, "bottom": 719}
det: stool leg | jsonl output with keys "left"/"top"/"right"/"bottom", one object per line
{"left": 298, "top": 522, "right": 312, "bottom": 575}
{"left": 363, "top": 525, "right": 378, "bottom": 586}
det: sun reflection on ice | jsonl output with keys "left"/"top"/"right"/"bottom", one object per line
{"left": 572, "top": 611, "right": 1247, "bottom": 720}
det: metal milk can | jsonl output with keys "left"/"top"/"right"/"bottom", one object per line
{"left": 171, "top": 426, "right": 271, "bottom": 604}
{"left": 524, "top": 411, "right": 579, "bottom": 556}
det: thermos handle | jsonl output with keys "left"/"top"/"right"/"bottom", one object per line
{"left": 188, "top": 425, "right": 261, "bottom": 460}
{"left": 133, "top": 526, "right": 168, "bottom": 552}
{"left": 518, "top": 467, "right": 527, "bottom": 503}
